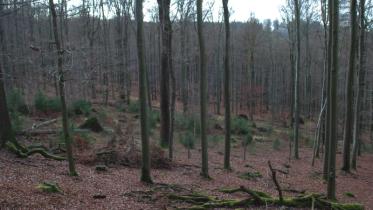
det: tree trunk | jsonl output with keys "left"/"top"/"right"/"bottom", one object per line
{"left": 305, "top": 18, "right": 312, "bottom": 119}
{"left": 293, "top": 0, "right": 301, "bottom": 159}
{"left": 115, "top": 5, "right": 125, "bottom": 101}
{"left": 323, "top": 0, "right": 333, "bottom": 181}
{"left": 170, "top": 59, "right": 176, "bottom": 160}
{"left": 158, "top": 0, "right": 172, "bottom": 148}
{"left": 317, "top": 0, "right": 328, "bottom": 161}
{"left": 222, "top": 0, "right": 231, "bottom": 170}
{"left": 49, "top": 0, "right": 77, "bottom": 176}
{"left": 215, "top": 25, "right": 223, "bottom": 115}
{"left": 249, "top": 50, "right": 255, "bottom": 120}
{"left": 0, "top": 59, "right": 12, "bottom": 147}
{"left": 0, "top": 0, "right": 13, "bottom": 148}
{"left": 136, "top": 0, "right": 152, "bottom": 184}
{"left": 351, "top": 0, "right": 366, "bottom": 170}
{"left": 342, "top": 0, "right": 357, "bottom": 172}
{"left": 180, "top": 3, "right": 189, "bottom": 114}
{"left": 100, "top": 0, "right": 109, "bottom": 106}
{"left": 197, "top": 0, "right": 209, "bottom": 178}
{"left": 327, "top": 0, "right": 339, "bottom": 200}
{"left": 125, "top": 32, "right": 131, "bottom": 105}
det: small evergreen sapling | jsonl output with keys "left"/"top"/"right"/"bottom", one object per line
{"left": 242, "top": 130, "right": 253, "bottom": 160}
{"left": 180, "top": 131, "right": 195, "bottom": 159}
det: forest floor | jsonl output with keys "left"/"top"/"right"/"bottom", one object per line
{"left": 1, "top": 103, "right": 373, "bottom": 210}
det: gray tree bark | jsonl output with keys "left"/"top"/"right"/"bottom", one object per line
{"left": 49, "top": 0, "right": 77, "bottom": 176}
{"left": 0, "top": 0, "right": 13, "bottom": 148}
{"left": 327, "top": 0, "right": 339, "bottom": 200}
{"left": 222, "top": 0, "right": 231, "bottom": 170}
{"left": 197, "top": 0, "right": 209, "bottom": 178}
{"left": 158, "top": 0, "right": 172, "bottom": 148}
{"left": 351, "top": 0, "right": 366, "bottom": 170}
{"left": 293, "top": 0, "right": 301, "bottom": 159}
{"left": 342, "top": 0, "right": 357, "bottom": 172}
{"left": 136, "top": 0, "right": 152, "bottom": 184}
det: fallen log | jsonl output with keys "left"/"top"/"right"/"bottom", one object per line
{"left": 16, "top": 130, "right": 58, "bottom": 136}
{"left": 170, "top": 187, "right": 364, "bottom": 210}
{"left": 283, "top": 188, "right": 306, "bottom": 194}
{"left": 16, "top": 128, "right": 90, "bottom": 136}
{"left": 31, "top": 119, "right": 58, "bottom": 130}
{"left": 6, "top": 141, "right": 66, "bottom": 161}
{"left": 15, "top": 119, "right": 59, "bottom": 136}
{"left": 168, "top": 193, "right": 216, "bottom": 205}
{"left": 170, "top": 161, "right": 363, "bottom": 210}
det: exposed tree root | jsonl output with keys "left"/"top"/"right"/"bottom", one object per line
{"left": 169, "top": 186, "right": 364, "bottom": 210}
{"left": 6, "top": 141, "right": 66, "bottom": 161}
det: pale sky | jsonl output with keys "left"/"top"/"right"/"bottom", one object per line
{"left": 227, "top": 0, "right": 285, "bottom": 21}
{"left": 144, "top": 0, "right": 286, "bottom": 22}
{"left": 68, "top": 0, "right": 286, "bottom": 22}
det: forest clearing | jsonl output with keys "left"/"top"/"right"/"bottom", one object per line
{"left": 1, "top": 0, "right": 373, "bottom": 209}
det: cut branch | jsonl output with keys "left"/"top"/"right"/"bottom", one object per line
{"left": 268, "top": 161, "right": 283, "bottom": 202}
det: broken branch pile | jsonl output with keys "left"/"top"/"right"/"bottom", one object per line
{"left": 169, "top": 186, "right": 363, "bottom": 210}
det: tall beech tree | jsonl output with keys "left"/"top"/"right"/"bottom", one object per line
{"left": 178, "top": 0, "right": 192, "bottom": 114}
{"left": 0, "top": 63, "right": 12, "bottom": 148}
{"left": 323, "top": 0, "right": 333, "bottom": 180}
{"left": 136, "top": 0, "right": 152, "bottom": 184}
{"left": 293, "top": 0, "right": 301, "bottom": 159}
{"left": 312, "top": 0, "right": 327, "bottom": 167}
{"left": 342, "top": 0, "right": 357, "bottom": 172}
{"left": 158, "top": 0, "right": 171, "bottom": 149}
{"left": 49, "top": 0, "right": 77, "bottom": 176}
{"left": 197, "top": 0, "right": 209, "bottom": 178}
{"left": 351, "top": 0, "right": 366, "bottom": 170}
{"left": 222, "top": 0, "right": 231, "bottom": 170}
{"left": 327, "top": 0, "right": 339, "bottom": 200}
{"left": 0, "top": 0, "right": 13, "bottom": 148}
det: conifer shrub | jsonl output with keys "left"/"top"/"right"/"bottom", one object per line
{"left": 231, "top": 117, "right": 250, "bottom": 135}
{"left": 34, "top": 90, "right": 62, "bottom": 113}
{"left": 7, "top": 88, "right": 29, "bottom": 115}
{"left": 70, "top": 99, "right": 92, "bottom": 116}
{"left": 179, "top": 131, "right": 195, "bottom": 158}
{"left": 128, "top": 100, "right": 140, "bottom": 113}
